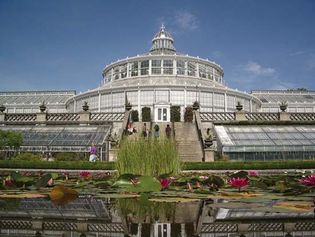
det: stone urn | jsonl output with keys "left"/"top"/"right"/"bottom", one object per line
{"left": 236, "top": 102, "right": 243, "bottom": 111}
{"left": 279, "top": 102, "right": 287, "bottom": 112}
{"left": 39, "top": 102, "right": 46, "bottom": 112}
{"left": 82, "top": 101, "right": 89, "bottom": 111}
{"left": 192, "top": 101, "right": 200, "bottom": 110}
{"left": 0, "top": 104, "right": 5, "bottom": 113}
{"left": 125, "top": 102, "right": 132, "bottom": 111}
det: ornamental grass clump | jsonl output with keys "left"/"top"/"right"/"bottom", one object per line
{"left": 116, "top": 137, "right": 181, "bottom": 177}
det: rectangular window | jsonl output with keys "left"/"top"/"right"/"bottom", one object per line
{"left": 130, "top": 62, "right": 138, "bottom": 77}
{"left": 187, "top": 62, "right": 196, "bottom": 76}
{"left": 176, "top": 60, "right": 185, "bottom": 75}
{"left": 155, "top": 90, "right": 169, "bottom": 103}
{"left": 170, "top": 90, "right": 184, "bottom": 105}
{"left": 163, "top": 59, "right": 173, "bottom": 75}
{"left": 140, "top": 91, "right": 154, "bottom": 105}
{"left": 113, "top": 67, "right": 119, "bottom": 80}
{"left": 141, "top": 60, "right": 149, "bottom": 75}
{"left": 127, "top": 91, "right": 138, "bottom": 105}
{"left": 120, "top": 64, "right": 127, "bottom": 78}
{"left": 199, "top": 64, "right": 207, "bottom": 78}
{"left": 151, "top": 60, "right": 161, "bottom": 75}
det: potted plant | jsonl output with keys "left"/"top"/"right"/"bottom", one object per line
{"left": 82, "top": 101, "right": 89, "bottom": 111}
{"left": 236, "top": 101, "right": 243, "bottom": 111}
{"left": 192, "top": 101, "right": 200, "bottom": 110}
{"left": 0, "top": 104, "right": 5, "bottom": 113}
{"left": 125, "top": 101, "right": 132, "bottom": 111}
{"left": 39, "top": 102, "right": 46, "bottom": 112}
{"left": 279, "top": 101, "right": 288, "bottom": 112}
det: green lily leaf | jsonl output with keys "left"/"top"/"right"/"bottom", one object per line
{"left": 36, "top": 173, "right": 52, "bottom": 189}
{"left": 10, "top": 172, "right": 34, "bottom": 186}
{"left": 113, "top": 176, "right": 162, "bottom": 193}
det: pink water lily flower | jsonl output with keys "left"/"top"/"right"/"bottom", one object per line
{"left": 228, "top": 177, "right": 250, "bottom": 192}
{"left": 248, "top": 171, "right": 258, "bottom": 177}
{"left": 300, "top": 174, "right": 315, "bottom": 186}
{"left": 160, "top": 178, "right": 172, "bottom": 189}
{"left": 79, "top": 171, "right": 91, "bottom": 179}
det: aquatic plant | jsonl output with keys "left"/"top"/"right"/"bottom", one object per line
{"left": 160, "top": 178, "right": 172, "bottom": 189}
{"left": 248, "top": 170, "right": 258, "bottom": 177}
{"left": 79, "top": 171, "right": 91, "bottom": 179}
{"left": 116, "top": 137, "right": 181, "bottom": 177}
{"left": 300, "top": 174, "right": 315, "bottom": 186}
{"left": 228, "top": 177, "right": 250, "bottom": 192}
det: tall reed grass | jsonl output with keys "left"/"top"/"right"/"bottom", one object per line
{"left": 116, "top": 137, "right": 181, "bottom": 176}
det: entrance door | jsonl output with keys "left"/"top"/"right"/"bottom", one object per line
{"left": 155, "top": 105, "right": 170, "bottom": 122}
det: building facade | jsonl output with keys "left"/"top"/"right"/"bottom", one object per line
{"left": 65, "top": 25, "right": 261, "bottom": 122}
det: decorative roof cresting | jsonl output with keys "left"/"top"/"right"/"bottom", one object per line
{"left": 150, "top": 24, "right": 176, "bottom": 54}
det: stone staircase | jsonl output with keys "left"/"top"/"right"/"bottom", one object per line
{"left": 174, "top": 122, "right": 203, "bottom": 162}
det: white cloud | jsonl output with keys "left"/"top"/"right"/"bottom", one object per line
{"left": 174, "top": 10, "right": 198, "bottom": 32}
{"left": 243, "top": 61, "right": 276, "bottom": 76}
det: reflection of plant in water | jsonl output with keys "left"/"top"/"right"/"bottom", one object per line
{"left": 0, "top": 199, "right": 20, "bottom": 211}
{"left": 117, "top": 195, "right": 176, "bottom": 222}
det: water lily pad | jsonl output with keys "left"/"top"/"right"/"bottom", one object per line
{"left": 36, "top": 173, "right": 52, "bottom": 188}
{"left": 49, "top": 185, "right": 78, "bottom": 205}
{"left": 149, "top": 197, "right": 200, "bottom": 203}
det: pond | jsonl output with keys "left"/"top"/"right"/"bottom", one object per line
{"left": 0, "top": 170, "right": 314, "bottom": 237}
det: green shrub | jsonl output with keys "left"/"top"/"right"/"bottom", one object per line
{"left": 141, "top": 107, "right": 151, "bottom": 122}
{"left": 184, "top": 106, "right": 193, "bottom": 122}
{"left": 0, "top": 130, "right": 23, "bottom": 149}
{"left": 131, "top": 110, "right": 139, "bottom": 122}
{"left": 14, "top": 153, "right": 42, "bottom": 161}
{"left": 170, "top": 106, "right": 180, "bottom": 122}
{"left": 116, "top": 137, "right": 181, "bottom": 176}
{"left": 0, "top": 160, "right": 116, "bottom": 170}
{"left": 184, "top": 160, "right": 315, "bottom": 170}
{"left": 54, "top": 152, "right": 87, "bottom": 161}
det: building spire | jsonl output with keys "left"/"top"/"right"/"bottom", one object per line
{"left": 150, "top": 24, "right": 176, "bottom": 54}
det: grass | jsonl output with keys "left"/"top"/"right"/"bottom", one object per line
{"left": 116, "top": 137, "right": 181, "bottom": 176}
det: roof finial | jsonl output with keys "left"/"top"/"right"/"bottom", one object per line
{"left": 161, "top": 24, "right": 165, "bottom": 32}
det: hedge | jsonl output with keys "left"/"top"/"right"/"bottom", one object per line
{"left": 1, "top": 160, "right": 315, "bottom": 171}
{"left": 183, "top": 160, "right": 315, "bottom": 170}
{"left": 0, "top": 160, "right": 116, "bottom": 170}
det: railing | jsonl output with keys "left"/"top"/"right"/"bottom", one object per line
{"left": 200, "top": 112, "right": 315, "bottom": 122}
{"left": 0, "top": 112, "right": 125, "bottom": 124}
{"left": 5, "top": 113, "right": 36, "bottom": 122}
{"left": 47, "top": 113, "right": 80, "bottom": 121}
{"left": 200, "top": 112, "right": 235, "bottom": 121}
{"left": 290, "top": 113, "right": 315, "bottom": 121}
{"left": 194, "top": 110, "right": 205, "bottom": 161}
{"left": 245, "top": 112, "right": 279, "bottom": 121}
{"left": 91, "top": 112, "right": 125, "bottom": 122}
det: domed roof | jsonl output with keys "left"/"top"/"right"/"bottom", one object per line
{"left": 152, "top": 24, "right": 174, "bottom": 40}
{"left": 150, "top": 24, "right": 176, "bottom": 53}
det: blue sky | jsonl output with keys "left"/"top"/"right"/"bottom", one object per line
{"left": 0, "top": 0, "right": 314, "bottom": 93}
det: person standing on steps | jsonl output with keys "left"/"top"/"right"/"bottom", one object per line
{"left": 165, "top": 124, "right": 171, "bottom": 138}
{"left": 142, "top": 123, "right": 149, "bottom": 138}
{"left": 154, "top": 124, "right": 160, "bottom": 138}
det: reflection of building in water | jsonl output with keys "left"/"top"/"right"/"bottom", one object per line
{"left": 0, "top": 197, "right": 315, "bottom": 236}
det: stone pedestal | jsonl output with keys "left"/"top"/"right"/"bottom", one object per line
{"left": 279, "top": 112, "right": 290, "bottom": 121}
{"left": 235, "top": 111, "right": 247, "bottom": 121}
{"left": 36, "top": 113, "right": 47, "bottom": 123}
{"left": 79, "top": 112, "right": 90, "bottom": 123}
{"left": 204, "top": 148, "right": 215, "bottom": 162}
{"left": 0, "top": 113, "right": 5, "bottom": 123}
{"left": 108, "top": 149, "right": 117, "bottom": 161}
